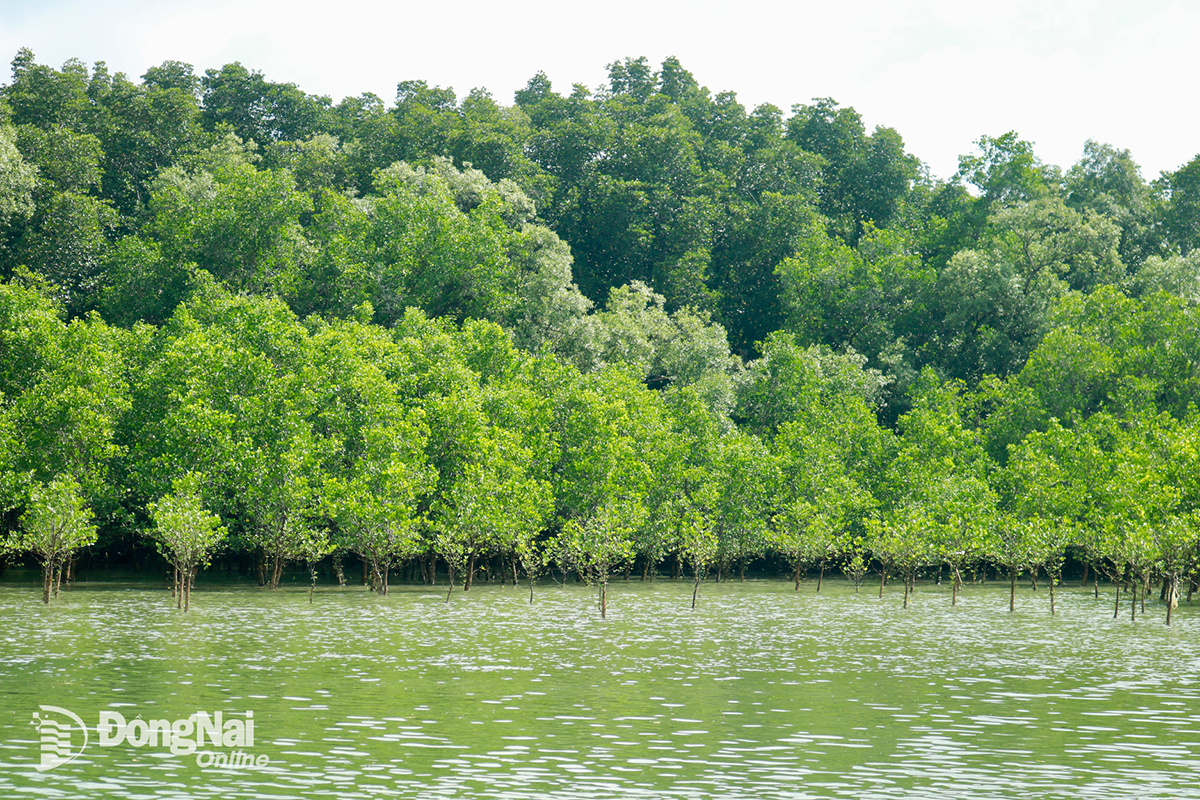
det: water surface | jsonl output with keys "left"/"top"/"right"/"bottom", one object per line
{"left": 1, "top": 572, "right": 1198, "bottom": 798}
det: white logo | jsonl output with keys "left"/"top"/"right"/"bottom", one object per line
{"left": 29, "top": 707, "right": 266, "bottom": 770}
{"left": 33, "top": 705, "right": 89, "bottom": 772}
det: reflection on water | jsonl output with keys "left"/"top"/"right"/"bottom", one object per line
{"left": 1, "top": 574, "right": 1199, "bottom": 798}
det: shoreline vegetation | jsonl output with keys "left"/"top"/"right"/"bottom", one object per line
{"left": 0, "top": 560, "right": 1186, "bottom": 624}
{"left": 2, "top": 52, "right": 1200, "bottom": 624}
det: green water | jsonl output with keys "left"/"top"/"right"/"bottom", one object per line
{"left": 1, "top": 573, "right": 1199, "bottom": 798}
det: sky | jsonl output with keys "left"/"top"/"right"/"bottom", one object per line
{"left": 2, "top": 0, "right": 1197, "bottom": 181}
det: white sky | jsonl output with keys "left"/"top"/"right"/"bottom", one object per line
{"left": 2, "top": 0, "right": 1197, "bottom": 181}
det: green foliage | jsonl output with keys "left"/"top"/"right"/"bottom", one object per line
{"left": 9, "top": 474, "right": 97, "bottom": 602}
{"left": 147, "top": 473, "right": 226, "bottom": 609}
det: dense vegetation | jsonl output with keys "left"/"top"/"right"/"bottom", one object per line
{"left": 3, "top": 49, "right": 1200, "bottom": 620}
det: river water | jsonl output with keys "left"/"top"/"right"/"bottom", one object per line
{"left": 1, "top": 573, "right": 1198, "bottom": 798}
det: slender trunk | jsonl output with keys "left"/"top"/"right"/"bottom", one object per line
{"left": 332, "top": 553, "right": 345, "bottom": 586}
{"left": 1049, "top": 575, "right": 1056, "bottom": 616}
{"left": 1030, "top": 568, "right": 1038, "bottom": 591}
{"left": 512, "top": 555, "right": 519, "bottom": 587}
{"left": 903, "top": 576, "right": 909, "bottom": 609}
{"left": 529, "top": 571, "right": 535, "bottom": 604}
{"left": 185, "top": 565, "right": 194, "bottom": 612}
{"left": 817, "top": 565, "right": 824, "bottom": 593}
{"left": 464, "top": 554, "right": 475, "bottom": 592}
{"left": 879, "top": 568, "right": 887, "bottom": 598}
{"left": 1131, "top": 581, "right": 1137, "bottom": 621}
{"left": 1141, "top": 577, "right": 1147, "bottom": 615}
{"left": 1167, "top": 576, "right": 1178, "bottom": 625}
{"left": 642, "top": 558, "right": 650, "bottom": 582}
{"left": 172, "top": 563, "right": 178, "bottom": 599}
{"left": 692, "top": 569, "right": 701, "bottom": 609}
{"left": 952, "top": 567, "right": 961, "bottom": 606}
{"left": 1113, "top": 580, "right": 1121, "bottom": 619}
{"left": 42, "top": 558, "right": 52, "bottom": 604}
{"left": 1094, "top": 570, "right": 1100, "bottom": 599}
{"left": 793, "top": 561, "right": 800, "bottom": 591}
{"left": 624, "top": 562, "right": 632, "bottom": 581}
{"left": 1009, "top": 569, "right": 1016, "bottom": 613}
{"left": 601, "top": 581, "right": 608, "bottom": 618}
{"left": 446, "top": 563, "right": 455, "bottom": 602}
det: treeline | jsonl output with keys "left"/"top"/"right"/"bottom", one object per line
{"left": 2, "top": 51, "right": 1200, "bottom": 619}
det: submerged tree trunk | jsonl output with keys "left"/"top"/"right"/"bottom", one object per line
{"left": 42, "top": 557, "right": 54, "bottom": 604}
{"left": 446, "top": 563, "right": 455, "bottom": 602}
{"left": 186, "top": 565, "right": 196, "bottom": 612}
{"left": 879, "top": 569, "right": 887, "bottom": 599}
{"left": 1009, "top": 569, "right": 1017, "bottom": 613}
{"left": 817, "top": 565, "right": 824, "bottom": 593}
{"left": 601, "top": 581, "right": 608, "bottom": 619}
{"left": 464, "top": 554, "right": 475, "bottom": 592}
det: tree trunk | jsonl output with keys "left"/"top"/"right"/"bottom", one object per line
{"left": 465, "top": 554, "right": 475, "bottom": 591}
{"left": 793, "top": 561, "right": 800, "bottom": 591}
{"left": 186, "top": 565, "right": 195, "bottom": 612}
{"left": 817, "top": 565, "right": 824, "bottom": 593}
{"left": 601, "top": 581, "right": 608, "bottom": 618}
{"left": 879, "top": 568, "right": 886, "bottom": 599}
{"left": 1049, "top": 576, "right": 1056, "bottom": 616}
{"left": 446, "top": 563, "right": 455, "bottom": 602}
{"left": 1080, "top": 562, "right": 1089, "bottom": 587}
{"left": 952, "top": 567, "right": 961, "bottom": 606}
{"left": 1009, "top": 569, "right": 1016, "bottom": 613}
